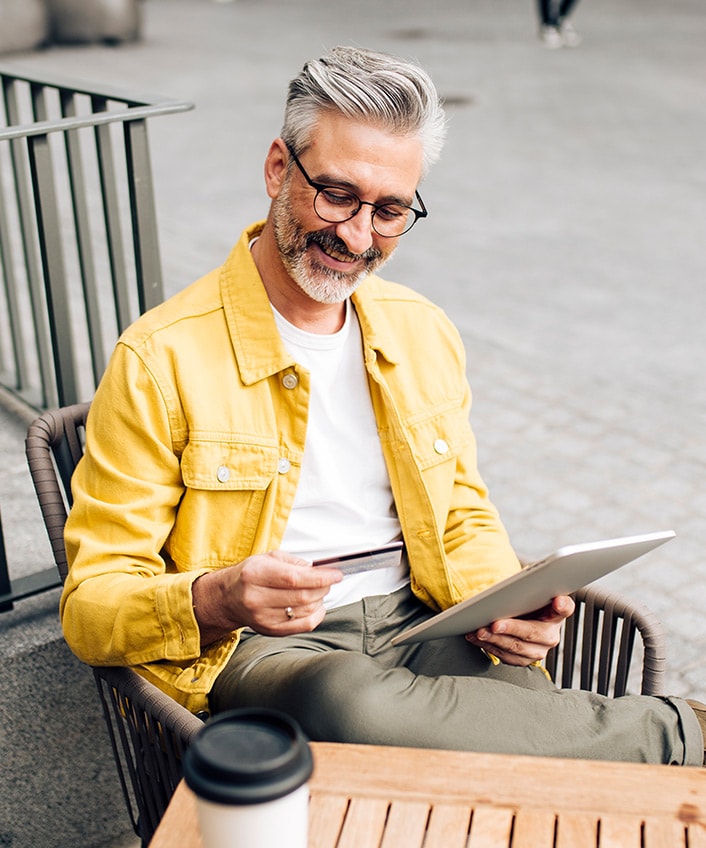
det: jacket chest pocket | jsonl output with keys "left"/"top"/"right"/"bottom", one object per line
{"left": 403, "top": 409, "right": 470, "bottom": 471}
{"left": 171, "top": 437, "right": 280, "bottom": 567}
{"left": 181, "top": 437, "right": 279, "bottom": 490}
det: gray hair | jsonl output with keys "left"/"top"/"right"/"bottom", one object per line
{"left": 281, "top": 46, "right": 447, "bottom": 177}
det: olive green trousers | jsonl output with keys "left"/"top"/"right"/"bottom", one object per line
{"left": 210, "top": 586, "right": 702, "bottom": 765}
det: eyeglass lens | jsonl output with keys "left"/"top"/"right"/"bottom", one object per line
{"left": 314, "top": 189, "right": 416, "bottom": 237}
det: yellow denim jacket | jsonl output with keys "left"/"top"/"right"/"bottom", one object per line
{"left": 61, "top": 221, "right": 520, "bottom": 713}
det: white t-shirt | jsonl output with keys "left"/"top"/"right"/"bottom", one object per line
{"left": 272, "top": 302, "right": 409, "bottom": 609}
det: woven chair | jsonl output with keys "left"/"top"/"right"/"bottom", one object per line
{"left": 25, "top": 403, "right": 668, "bottom": 839}
{"left": 25, "top": 402, "right": 204, "bottom": 846}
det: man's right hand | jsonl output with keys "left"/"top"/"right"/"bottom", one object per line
{"left": 191, "top": 550, "right": 343, "bottom": 646}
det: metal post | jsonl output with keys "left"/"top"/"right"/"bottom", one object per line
{"left": 2, "top": 77, "right": 57, "bottom": 408}
{"left": 124, "top": 119, "right": 164, "bottom": 312}
{"left": 28, "top": 131, "right": 80, "bottom": 407}
{"left": 60, "top": 89, "right": 107, "bottom": 385}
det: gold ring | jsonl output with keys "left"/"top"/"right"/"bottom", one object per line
{"left": 285, "top": 606, "right": 295, "bottom": 620}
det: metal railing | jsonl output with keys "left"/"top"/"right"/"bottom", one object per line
{"left": 0, "top": 64, "right": 193, "bottom": 410}
{"left": 0, "top": 65, "right": 193, "bottom": 609}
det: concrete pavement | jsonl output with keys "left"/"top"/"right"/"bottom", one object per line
{"left": 1, "top": 0, "right": 704, "bottom": 844}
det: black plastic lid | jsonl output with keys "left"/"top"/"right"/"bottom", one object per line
{"left": 183, "top": 708, "right": 313, "bottom": 805}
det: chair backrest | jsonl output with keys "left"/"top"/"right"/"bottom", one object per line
{"left": 25, "top": 402, "right": 91, "bottom": 581}
{"left": 545, "top": 584, "right": 666, "bottom": 697}
{"left": 25, "top": 403, "right": 204, "bottom": 846}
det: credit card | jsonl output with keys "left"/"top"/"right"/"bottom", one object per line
{"left": 313, "top": 541, "right": 404, "bottom": 575}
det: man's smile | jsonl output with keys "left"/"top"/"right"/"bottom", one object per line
{"left": 308, "top": 231, "right": 381, "bottom": 271}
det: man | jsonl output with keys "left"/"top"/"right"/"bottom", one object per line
{"left": 61, "top": 46, "right": 704, "bottom": 764}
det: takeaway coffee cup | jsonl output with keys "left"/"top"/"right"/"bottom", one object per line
{"left": 183, "top": 708, "right": 313, "bottom": 848}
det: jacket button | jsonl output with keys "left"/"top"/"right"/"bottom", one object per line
{"left": 278, "top": 458, "right": 291, "bottom": 474}
{"left": 433, "top": 439, "right": 449, "bottom": 455}
{"left": 217, "top": 465, "right": 230, "bottom": 482}
{"left": 282, "top": 373, "right": 298, "bottom": 389}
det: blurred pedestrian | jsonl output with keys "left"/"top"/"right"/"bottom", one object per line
{"left": 537, "top": 0, "right": 582, "bottom": 48}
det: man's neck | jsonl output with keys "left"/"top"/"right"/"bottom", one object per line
{"left": 250, "top": 225, "right": 346, "bottom": 334}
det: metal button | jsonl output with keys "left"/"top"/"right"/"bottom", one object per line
{"left": 282, "top": 373, "right": 298, "bottom": 389}
{"left": 433, "top": 439, "right": 449, "bottom": 455}
{"left": 216, "top": 465, "right": 230, "bottom": 482}
{"left": 278, "top": 458, "right": 291, "bottom": 474}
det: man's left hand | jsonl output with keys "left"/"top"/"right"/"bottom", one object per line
{"left": 464, "top": 595, "right": 575, "bottom": 666}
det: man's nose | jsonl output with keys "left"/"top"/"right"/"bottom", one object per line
{"left": 334, "top": 208, "right": 375, "bottom": 256}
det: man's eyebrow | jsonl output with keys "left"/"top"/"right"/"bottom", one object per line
{"left": 309, "top": 168, "right": 414, "bottom": 207}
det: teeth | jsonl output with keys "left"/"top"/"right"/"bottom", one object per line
{"left": 320, "top": 243, "right": 355, "bottom": 263}
{"left": 327, "top": 249, "right": 353, "bottom": 262}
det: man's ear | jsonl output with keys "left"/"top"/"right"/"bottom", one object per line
{"left": 264, "top": 138, "right": 289, "bottom": 200}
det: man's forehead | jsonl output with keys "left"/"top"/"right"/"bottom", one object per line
{"left": 302, "top": 114, "right": 424, "bottom": 189}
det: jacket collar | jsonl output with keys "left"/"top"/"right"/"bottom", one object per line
{"left": 220, "top": 222, "right": 400, "bottom": 385}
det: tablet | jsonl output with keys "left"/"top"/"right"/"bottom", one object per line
{"left": 391, "top": 530, "right": 675, "bottom": 646}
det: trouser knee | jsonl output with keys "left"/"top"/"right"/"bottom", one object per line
{"left": 239, "top": 651, "right": 392, "bottom": 744}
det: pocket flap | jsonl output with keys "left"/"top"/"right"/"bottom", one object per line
{"left": 181, "top": 437, "right": 278, "bottom": 490}
{"left": 405, "top": 410, "right": 470, "bottom": 470}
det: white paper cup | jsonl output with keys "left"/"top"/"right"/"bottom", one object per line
{"left": 183, "top": 708, "right": 313, "bottom": 848}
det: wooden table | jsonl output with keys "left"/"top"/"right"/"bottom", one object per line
{"left": 150, "top": 742, "right": 706, "bottom": 847}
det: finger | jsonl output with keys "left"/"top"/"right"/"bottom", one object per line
{"left": 267, "top": 549, "right": 312, "bottom": 567}
{"left": 465, "top": 631, "right": 548, "bottom": 665}
{"left": 489, "top": 618, "right": 560, "bottom": 646}
{"left": 242, "top": 556, "right": 342, "bottom": 592}
{"left": 551, "top": 594, "right": 575, "bottom": 619}
{"left": 254, "top": 601, "right": 327, "bottom": 637}
{"left": 468, "top": 617, "right": 562, "bottom": 654}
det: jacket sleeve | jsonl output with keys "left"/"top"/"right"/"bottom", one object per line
{"left": 441, "top": 376, "right": 522, "bottom": 602}
{"left": 60, "top": 342, "right": 204, "bottom": 666}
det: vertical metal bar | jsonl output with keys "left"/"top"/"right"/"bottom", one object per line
{"left": 2, "top": 76, "right": 57, "bottom": 408}
{"left": 124, "top": 119, "right": 164, "bottom": 313}
{"left": 0, "top": 156, "right": 31, "bottom": 389}
{"left": 28, "top": 130, "right": 79, "bottom": 406}
{"left": 30, "top": 82, "right": 78, "bottom": 406}
{"left": 60, "top": 89, "right": 107, "bottom": 384}
{"left": 92, "top": 95, "right": 132, "bottom": 333}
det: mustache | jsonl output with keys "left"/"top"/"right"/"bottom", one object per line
{"left": 307, "top": 230, "right": 382, "bottom": 263}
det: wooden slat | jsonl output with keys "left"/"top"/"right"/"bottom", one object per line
{"left": 511, "top": 809, "right": 556, "bottom": 848}
{"left": 336, "top": 797, "right": 389, "bottom": 848}
{"left": 149, "top": 780, "right": 200, "bottom": 848}
{"left": 686, "top": 821, "right": 706, "bottom": 848}
{"left": 308, "top": 794, "right": 349, "bottom": 848}
{"left": 555, "top": 812, "right": 599, "bottom": 848}
{"left": 467, "top": 805, "right": 514, "bottom": 848}
{"left": 598, "top": 813, "right": 644, "bottom": 847}
{"left": 642, "top": 816, "right": 688, "bottom": 848}
{"left": 380, "top": 800, "right": 429, "bottom": 848}
{"left": 423, "top": 803, "right": 472, "bottom": 848}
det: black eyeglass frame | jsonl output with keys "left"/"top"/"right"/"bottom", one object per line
{"left": 285, "top": 143, "right": 428, "bottom": 238}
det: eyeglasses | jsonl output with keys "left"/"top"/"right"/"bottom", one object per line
{"left": 285, "top": 144, "right": 427, "bottom": 238}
